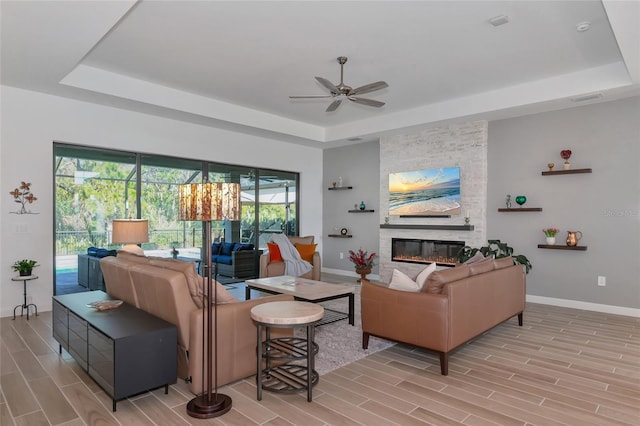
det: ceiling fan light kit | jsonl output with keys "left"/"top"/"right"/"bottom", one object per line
{"left": 290, "top": 56, "right": 388, "bottom": 112}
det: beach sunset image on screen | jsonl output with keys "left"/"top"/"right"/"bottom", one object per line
{"left": 388, "top": 167, "right": 461, "bottom": 216}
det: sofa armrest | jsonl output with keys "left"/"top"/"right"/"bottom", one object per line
{"left": 361, "top": 280, "right": 449, "bottom": 351}
{"left": 187, "top": 294, "right": 293, "bottom": 394}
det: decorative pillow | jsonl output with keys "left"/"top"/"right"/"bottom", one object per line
{"left": 463, "top": 252, "right": 485, "bottom": 264}
{"left": 469, "top": 257, "right": 495, "bottom": 275}
{"left": 494, "top": 256, "right": 514, "bottom": 270}
{"left": 415, "top": 262, "right": 437, "bottom": 289}
{"left": 389, "top": 269, "right": 421, "bottom": 292}
{"left": 423, "top": 264, "right": 471, "bottom": 294}
{"left": 267, "top": 242, "right": 283, "bottom": 262}
{"left": 233, "top": 242, "right": 254, "bottom": 251}
{"left": 295, "top": 243, "right": 317, "bottom": 263}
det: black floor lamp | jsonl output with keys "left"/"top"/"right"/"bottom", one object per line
{"left": 179, "top": 181, "right": 241, "bottom": 419}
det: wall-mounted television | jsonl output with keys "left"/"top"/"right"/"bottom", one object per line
{"left": 388, "top": 167, "right": 461, "bottom": 217}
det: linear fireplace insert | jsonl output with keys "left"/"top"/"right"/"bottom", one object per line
{"left": 391, "top": 238, "right": 465, "bottom": 267}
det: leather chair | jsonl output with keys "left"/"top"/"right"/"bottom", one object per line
{"left": 259, "top": 235, "right": 321, "bottom": 280}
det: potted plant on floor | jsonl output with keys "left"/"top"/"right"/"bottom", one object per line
{"left": 12, "top": 259, "right": 39, "bottom": 276}
{"left": 348, "top": 248, "right": 377, "bottom": 282}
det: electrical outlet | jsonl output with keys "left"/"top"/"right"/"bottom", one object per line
{"left": 340, "top": 252, "right": 344, "bottom": 259}
{"left": 598, "top": 276, "right": 606, "bottom": 287}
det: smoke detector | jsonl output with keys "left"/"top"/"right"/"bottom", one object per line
{"left": 489, "top": 15, "right": 510, "bottom": 27}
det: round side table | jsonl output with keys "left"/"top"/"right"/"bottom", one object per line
{"left": 12, "top": 275, "right": 39, "bottom": 320}
{"left": 251, "top": 301, "right": 324, "bottom": 402}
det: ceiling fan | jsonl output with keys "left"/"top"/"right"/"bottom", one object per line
{"left": 289, "top": 56, "right": 388, "bottom": 112}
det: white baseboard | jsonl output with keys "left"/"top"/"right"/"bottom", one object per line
{"left": 526, "top": 295, "right": 640, "bottom": 317}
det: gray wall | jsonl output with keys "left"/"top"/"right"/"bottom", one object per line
{"left": 321, "top": 97, "right": 639, "bottom": 311}
{"left": 487, "top": 96, "right": 640, "bottom": 309}
{"left": 323, "top": 141, "right": 380, "bottom": 276}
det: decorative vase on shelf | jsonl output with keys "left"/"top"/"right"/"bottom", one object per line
{"left": 563, "top": 162, "right": 571, "bottom": 170}
{"left": 515, "top": 195, "right": 527, "bottom": 207}
{"left": 359, "top": 201, "right": 366, "bottom": 210}
{"left": 546, "top": 237, "right": 556, "bottom": 245}
{"left": 19, "top": 269, "right": 32, "bottom": 277}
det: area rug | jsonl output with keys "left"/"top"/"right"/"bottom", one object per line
{"left": 296, "top": 284, "right": 395, "bottom": 375}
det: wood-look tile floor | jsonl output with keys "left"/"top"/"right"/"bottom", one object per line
{"left": 2, "top": 296, "right": 639, "bottom": 425}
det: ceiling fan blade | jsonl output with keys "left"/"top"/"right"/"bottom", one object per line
{"left": 326, "top": 99, "right": 342, "bottom": 112}
{"left": 289, "top": 95, "right": 333, "bottom": 99}
{"left": 348, "top": 97, "right": 385, "bottom": 108}
{"left": 350, "top": 81, "right": 388, "bottom": 96}
{"left": 315, "top": 76, "right": 341, "bottom": 95}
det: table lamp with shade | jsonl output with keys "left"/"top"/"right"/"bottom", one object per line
{"left": 111, "top": 219, "right": 149, "bottom": 255}
{"left": 179, "top": 181, "right": 240, "bottom": 419}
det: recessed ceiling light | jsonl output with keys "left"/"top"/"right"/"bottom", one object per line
{"left": 576, "top": 21, "right": 591, "bottom": 32}
{"left": 489, "top": 15, "right": 510, "bottom": 27}
{"left": 570, "top": 92, "right": 603, "bottom": 103}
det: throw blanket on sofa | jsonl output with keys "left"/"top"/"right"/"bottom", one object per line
{"left": 271, "top": 233, "right": 313, "bottom": 277}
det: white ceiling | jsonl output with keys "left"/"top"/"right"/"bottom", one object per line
{"left": 2, "top": 1, "right": 639, "bottom": 147}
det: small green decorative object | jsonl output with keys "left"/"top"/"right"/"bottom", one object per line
{"left": 515, "top": 195, "right": 527, "bottom": 206}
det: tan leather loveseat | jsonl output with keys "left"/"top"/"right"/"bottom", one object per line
{"left": 259, "top": 235, "right": 321, "bottom": 280}
{"left": 100, "top": 252, "right": 293, "bottom": 395}
{"left": 361, "top": 256, "right": 525, "bottom": 375}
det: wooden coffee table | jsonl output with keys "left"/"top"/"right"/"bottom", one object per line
{"left": 245, "top": 276, "right": 355, "bottom": 326}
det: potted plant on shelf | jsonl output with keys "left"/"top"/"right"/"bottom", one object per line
{"left": 12, "top": 259, "right": 39, "bottom": 276}
{"left": 348, "top": 248, "right": 377, "bottom": 282}
{"left": 457, "top": 240, "right": 532, "bottom": 274}
{"left": 543, "top": 228, "right": 560, "bottom": 245}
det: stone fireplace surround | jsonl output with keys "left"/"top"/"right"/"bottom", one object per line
{"left": 379, "top": 121, "right": 488, "bottom": 282}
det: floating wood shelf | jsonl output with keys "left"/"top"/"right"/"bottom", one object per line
{"left": 348, "top": 209, "right": 375, "bottom": 213}
{"left": 328, "top": 186, "right": 352, "bottom": 190}
{"left": 498, "top": 208, "right": 543, "bottom": 212}
{"left": 538, "top": 244, "right": 587, "bottom": 251}
{"left": 541, "top": 168, "right": 592, "bottom": 176}
{"left": 380, "top": 224, "right": 474, "bottom": 231}
{"left": 328, "top": 234, "right": 352, "bottom": 238}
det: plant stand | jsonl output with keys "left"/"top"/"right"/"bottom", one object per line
{"left": 12, "top": 275, "right": 38, "bottom": 320}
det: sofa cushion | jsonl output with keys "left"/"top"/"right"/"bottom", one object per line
{"left": 423, "top": 264, "right": 471, "bottom": 294}
{"left": 212, "top": 255, "right": 233, "bottom": 265}
{"left": 469, "top": 257, "right": 495, "bottom": 275}
{"left": 149, "top": 258, "right": 203, "bottom": 307}
{"left": 494, "top": 256, "right": 514, "bottom": 270}
{"left": 295, "top": 243, "right": 317, "bottom": 263}
{"left": 212, "top": 242, "right": 222, "bottom": 255}
{"left": 221, "top": 242, "right": 234, "bottom": 256}
{"left": 149, "top": 258, "right": 237, "bottom": 307}
{"left": 233, "top": 242, "right": 254, "bottom": 251}
{"left": 116, "top": 250, "right": 150, "bottom": 265}
{"left": 267, "top": 242, "right": 283, "bottom": 262}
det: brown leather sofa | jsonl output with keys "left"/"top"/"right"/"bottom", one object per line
{"left": 100, "top": 252, "right": 293, "bottom": 395}
{"left": 361, "top": 256, "right": 525, "bottom": 375}
{"left": 259, "top": 235, "right": 321, "bottom": 280}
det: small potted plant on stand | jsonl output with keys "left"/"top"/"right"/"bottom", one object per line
{"left": 543, "top": 228, "right": 560, "bottom": 245}
{"left": 12, "top": 259, "right": 39, "bottom": 277}
{"left": 348, "top": 248, "right": 376, "bottom": 283}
